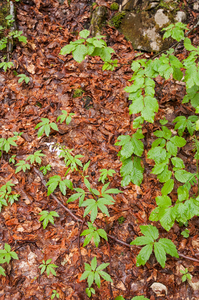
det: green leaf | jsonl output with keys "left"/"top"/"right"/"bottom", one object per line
{"left": 154, "top": 242, "right": 166, "bottom": 268}
{"left": 130, "top": 236, "right": 154, "bottom": 246}
{"left": 170, "top": 136, "right": 186, "bottom": 147}
{"left": 73, "top": 44, "right": 88, "bottom": 63}
{"left": 140, "top": 225, "right": 159, "bottom": 240}
{"left": 158, "top": 238, "right": 179, "bottom": 258}
{"left": 136, "top": 244, "right": 153, "bottom": 267}
{"left": 175, "top": 170, "right": 193, "bottom": 183}
{"left": 147, "top": 147, "right": 166, "bottom": 164}
{"left": 161, "top": 179, "right": 174, "bottom": 195}
{"left": 79, "top": 29, "right": 90, "bottom": 39}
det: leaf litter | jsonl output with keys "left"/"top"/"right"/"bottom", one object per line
{"left": 0, "top": 0, "right": 199, "bottom": 299}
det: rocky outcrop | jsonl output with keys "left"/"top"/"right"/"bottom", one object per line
{"left": 117, "top": 0, "right": 187, "bottom": 52}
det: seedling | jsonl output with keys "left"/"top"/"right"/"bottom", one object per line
{"left": 40, "top": 164, "right": 51, "bottom": 175}
{"left": 17, "top": 74, "right": 30, "bottom": 84}
{"left": 27, "top": 150, "right": 46, "bottom": 164}
{"left": 81, "top": 222, "right": 108, "bottom": 247}
{"left": 0, "top": 243, "right": 18, "bottom": 264}
{"left": 39, "top": 210, "right": 59, "bottom": 229}
{"left": 35, "top": 118, "right": 59, "bottom": 137}
{"left": 51, "top": 289, "right": 59, "bottom": 299}
{"left": 0, "top": 136, "right": 18, "bottom": 156}
{"left": 39, "top": 259, "right": 58, "bottom": 276}
{"left": 46, "top": 175, "right": 73, "bottom": 196}
{"left": 180, "top": 268, "right": 191, "bottom": 282}
{"left": 181, "top": 228, "right": 189, "bottom": 238}
{"left": 80, "top": 256, "right": 112, "bottom": 288}
{"left": 15, "top": 160, "right": 31, "bottom": 173}
{"left": 85, "top": 287, "right": 95, "bottom": 298}
{"left": 98, "top": 169, "right": 116, "bottom": 184}
{"left": 57, "top": 110, "right": 75, "bottom": 125}
{"left": 130, "top": 225, "right": 179, "bottom": 268}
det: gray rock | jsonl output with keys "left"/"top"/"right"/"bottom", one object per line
{"left": 118, "top": 0, "right": 187, "bottom": 52}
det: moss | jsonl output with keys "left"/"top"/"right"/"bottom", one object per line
{"left": 92, "top": 2, "right": 97, "bottom": 7}
{"left": 118, "top": 216, "right": 125, "bottom": 224}
{"left": 73, "top": 88, "right": 84, "bottom": 98}
{"left": 110, "top": 2, "right": 119, "bottom": 11}
{"left": 109, "top": 11, "right": 125, "bottom": 28}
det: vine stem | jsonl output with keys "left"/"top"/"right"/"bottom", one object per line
{"left": 33, "top": 167, "right": 199, "bottom": 264}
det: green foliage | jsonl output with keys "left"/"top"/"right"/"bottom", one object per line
{"left": 98, "top": 169, "right": 116, "bottom": 184}
{"left": 180, "top": 268, "right": 191, "bottom": 282}
{"left": 130, "top": 225, "right": 179, "bottom": 268}
{"left": 173, "top": 116, "right": 197, "bottom": 136}
{"left": 46, "top": 175, "right": 73, "bottom": 196}
{"left": 81, "top": 222, "right": 108, "bottom": 247}
{"left": 59, "top": 146, "right": 84, "bottom": 174}
{"left": 15, "top": 160, "right": 31, "bottom": 173}
{"left": 51, "top": 290, "right": 59, "bottom": 299}
{"left": 9, "top": 154, "right": 16, "bottom": 164}
{"left": 39, "top": 210, "right": 59, "bottom": 229}
{"left": 162, "top": 22, "right": 188, "bottom": 42}
{"left": 0, "top": 136, "right": 18, "bottom": 157}
{"left": 39, "top": 259, "right": 58, "bottom": 276}
{"left": 0, "top": 243, "right": 18, "bottom": 264}
{"left": 115, "top": 130, "right": 144, "bottom": 186}
{"left": 60, "top": 29, "right": 118, "bottom": 70}
{"left": 0, "top": 181, "right": 20, "bottom": 211}
{"left": 181, "top": 228, "right": 189, "bottom": 238}
{"left": 40, "top": 164, "right": 51, "bottom": 175}
{"left": 81, "top": 182, "right": 122, "bottom": 223}
{"left": 27, "top": 150, "right": 46, "bottom": 165}
{"left": 57, "top": 110, "right": 75, "bottom": 125}
{"left": 35, "top": 118, "right": 59, "bottom": 137}
{"left": 85, "top": 287, "right": 95, "bottom": 298}
{"left": 80, "top": 256, "right": 112, "bottom": 288}
{"left": 17, "top": 74, "right": 30, "bottom": 84}
{"left": 0, "top": 61, "right": 14, "bottom": 71}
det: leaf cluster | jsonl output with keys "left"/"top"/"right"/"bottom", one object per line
{"left": 39, "top": 259, "right": 58, "bottom": 276}
{"left": 39, "top": 210, "right": 59, "bottom": 229}
{"left": 130, "top": 225, "right": 179, "bottom": 268}
{"left": 80, "top": 256, "right": 112, "bottom": 288}
{"left": 60, "top": 29, "right": 117, "bottom": 70}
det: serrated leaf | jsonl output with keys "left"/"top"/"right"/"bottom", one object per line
{"left": 154, "top": 242, "right": 166, "bottom": 268}
{"left": 130, "top": 236, "right": 154, "bottom": 246}
{"left": 158, "top": 238, "right": 179, "bottom": 258}
{"left": 140, "top": 225, "right": 159, "bottom": 240}
{"left": 136, "top": 244, "right": 153, "bottom": 267}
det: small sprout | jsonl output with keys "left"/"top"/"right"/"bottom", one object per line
{"left": 181, "top": 228, "right": 189, "bottom": 238}
{"left": 35, "top": 118, "right": 59, "bottom": 137}
{"left": 39, "top": 210, "right": 59, "bottom": 229}
{"left": 57, "top": 110, "right": 75, "bottom": 125}
{"left": 180, "top": 268, "right": 191, "bottom": 282}
{"left": 51, "top": 289, "right": 60, "bottom": 299}
{"left": 98, "top": 169, "right": 116, "bottom": 184}
{"left": 0, "top": 243, "right": 18, "bottom": 264}
{"left": 40, "top": 164, "right": 51, "bottom": 175}
{"left": 15, "top": 160, "right": 31, "bottom": 173}
{"left": 17, "top": 74, "right": 30, "bottom": 84}
{"left": 39, "top": 259, "right": 58, "bottom": 276}
{"left": 9, "top": 155, "right": 16, "bottom": 164}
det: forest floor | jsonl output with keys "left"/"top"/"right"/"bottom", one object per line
{"left": 0, "top": 0, "right": 199, "bottom": 299}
